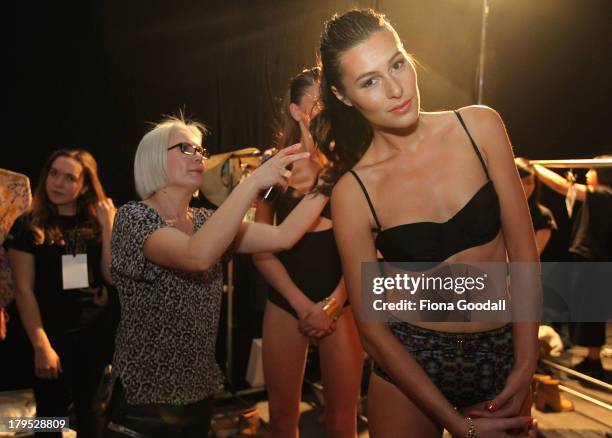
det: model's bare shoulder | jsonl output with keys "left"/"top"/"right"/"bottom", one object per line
{"left": 456, "top": 105, "right": 502, "bottom": 126}
{"left": 332, "top": 171, "right": 361, "bottom": 204}
{"left": 332, "top": 171, "right": 373, "bottom": 224}
{"left": 456, "top": 105, "right": 510, "bottom": 158}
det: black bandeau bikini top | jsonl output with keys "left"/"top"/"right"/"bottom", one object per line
{"left": 350, "top": 111, "right": 501, "bottom": 263}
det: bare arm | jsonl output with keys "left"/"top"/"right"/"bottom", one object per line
{"left": 533, "top": 164, "right": 587, "bottom": 202}
{"left": 9, "top": 250, "right": 48, "bottom": 350}
{"left": 463, "top": 105, "right": 540, "bottom": 416}
{"left": 237, "top": 119, "right": 330, "bottom": 254}
{"left": 251, "top": 199, "right": 314, "bottom": 317}
{"left": 8, "top": 249, "right": 62, "bottom": 379}
{"left": 534, "top": 229, "right": 551, "bottom": 255}
{"left": 331, "top": 174, "right": 469, "bottom": 436}
{"left": 143, "top": 145, "right": 309, "bottom": 272}
{"left": 235, "top": 192, "right": 328, "bottom": 253}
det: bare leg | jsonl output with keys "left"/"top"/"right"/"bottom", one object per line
{"left": 367, "top": 373, "right": 443, "bottom": 438}
{"left": 318, "top": 307, "right": 364, "bottom": 438}
{"left": 263, "top": 301, "right": 309, "bottom": 438}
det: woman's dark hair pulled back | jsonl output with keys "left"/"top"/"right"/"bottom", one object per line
{"left": 275, "top": 67, "right": 321, "bottom": 150}
{"left": 313, "top": 9, "right": 390, "bottom": 195}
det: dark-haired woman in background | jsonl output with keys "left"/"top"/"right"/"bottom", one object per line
{"left": 515, "top": 158, "right": 558, "bottom": 256}
{"left": 253, "top": 68, "right": 363, "bottom": 438}
{"left": 515, "top": 157, "right": 565, "bottom": 358}
{"left": 534, "top": 157, "right": 612, "bottom": 381}
{"left": 516, "top": 157, "right": 561, "bottom": 350}
{"left": 314, "top": 9, "right": 539, "bottom": 437}
{"left": 5, "top": 149, "right": 116, "bottom": 437}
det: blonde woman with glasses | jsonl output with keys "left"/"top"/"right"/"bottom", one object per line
{"left": 104, "top": 115, "right": 328, "bottom": 438}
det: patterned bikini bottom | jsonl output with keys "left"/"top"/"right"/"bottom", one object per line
{"left": 373, "top": 322, "right": 514, "bottom": 408}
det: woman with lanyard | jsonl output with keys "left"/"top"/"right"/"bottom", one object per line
{"left": 6, "top": 149, "right": 116, "bottom": 437}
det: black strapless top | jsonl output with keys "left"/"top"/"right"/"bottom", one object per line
{"left": 276, "top": 186, "right": 332, "bottom": 223}
{"left": 350, "top": 111, "right": 501, "bottom": 263}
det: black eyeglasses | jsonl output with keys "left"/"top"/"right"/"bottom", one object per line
{"left": 167, "top": 143, "right": 210, "bottom": 159}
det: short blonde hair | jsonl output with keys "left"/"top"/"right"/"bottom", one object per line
{"left": 134, "top": 115, "right": 207, "bottom": 199}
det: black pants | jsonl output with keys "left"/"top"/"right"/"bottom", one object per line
{"left": 569, "top": 254, "right": 607, "bottom": 348}
{"left": 103, "top": 380, "right": 213, "bottom": 438}
{"left": 571, "top": 322, "right": 606, "bottom": 347}
{"left": 34, "top": 328, "right": 114, "bottom": 438}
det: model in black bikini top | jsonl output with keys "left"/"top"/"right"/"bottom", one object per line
{"left": 350, "top": 111, "right": 501, "bottom": 263}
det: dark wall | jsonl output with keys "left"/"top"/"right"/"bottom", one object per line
{"left": 12, "top": 0, "right": 369, "bottom": 203}
{"left": 10, "top": 0, "right": 611, "bottom": 214}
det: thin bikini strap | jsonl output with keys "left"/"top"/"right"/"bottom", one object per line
{"left": 454, "top": 111, "right": 490, "bottom": 179}
{"left": 349, "top": 170, "right": 383, "bottom": 231}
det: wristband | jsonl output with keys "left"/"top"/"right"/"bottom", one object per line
{"left": 321, "top": 296, "right": 342, "bottom": 321}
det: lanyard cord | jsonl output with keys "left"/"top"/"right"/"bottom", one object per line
{"left": 64, "top": 220, "right": 82, "bottom": 257}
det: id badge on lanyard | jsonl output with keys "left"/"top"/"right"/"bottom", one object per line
{"left": 61, "top": 226, "right": 89, "bottom": 290}
{"left": 62, "top": 253, "right": 89, "bottom": 289}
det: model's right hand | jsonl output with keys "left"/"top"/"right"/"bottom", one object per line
{"left": 471, "top": 416, "right": 537, "bottom": 437}
{"left": 298, "top": 302, "right": 336, "bottom": 338}
{"left": 34, "top": 345, "right": 62, "bottom": 380}
{"left": 250, "top": 143, "right": 309, "bottom": 190}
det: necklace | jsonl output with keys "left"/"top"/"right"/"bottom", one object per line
{"left": 146, "top": 193, "right": 195, "bottom": 234}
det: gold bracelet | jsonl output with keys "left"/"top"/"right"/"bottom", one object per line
{"left": 321, "top": 296, "right": 342, "bottom": 320}
{"left": 466, "top": 417, "right": 476, "bottom": 438}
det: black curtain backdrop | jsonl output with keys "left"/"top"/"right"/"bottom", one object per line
{"left": 10, "top": 0, "right": 612, "bottom": 253}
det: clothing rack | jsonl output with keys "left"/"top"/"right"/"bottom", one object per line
{"left": 529, "top": 158, "right": 612, "bottom": 168}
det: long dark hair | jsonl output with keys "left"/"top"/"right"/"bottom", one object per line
{"left": 313, "top": 9, "right": 391, "bottom": 194}
{"left": 31, "top": 149, "right": 107, "bottom": 245}
{"left": 274, "top": 67, "right": 321, "bottom": 150}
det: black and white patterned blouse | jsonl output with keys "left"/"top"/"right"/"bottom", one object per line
{"left": 110, "top": 201, "right": 224, "bottom": 404}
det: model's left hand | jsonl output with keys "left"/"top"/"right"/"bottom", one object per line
{"left": 466, "top": 365, "right": 534, "bottom": 418}
{"left": 298, "top": 302, "right": 336, "bottom": 339}
{"left": 96, "top": 198, "right": 116, "bottom": 232}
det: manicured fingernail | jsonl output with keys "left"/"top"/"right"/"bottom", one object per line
{"left": 485, "top": 401, "right": 496, "bottom": 412}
